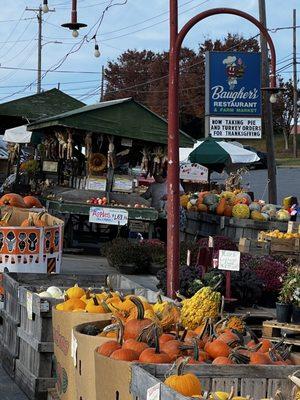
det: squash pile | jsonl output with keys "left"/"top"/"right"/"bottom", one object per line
{"left": 260, "top": 230, "right": 300, "bottom": 240}
{"left": 180, "top": 191, "right": 291, "bottom": 222}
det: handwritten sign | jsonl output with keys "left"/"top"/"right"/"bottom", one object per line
{"left": 86, "top": 177, "right": 107, "bottom": 191}
{"left": 218, "top": 250, "right": 240, "bottom": 271}
{"left": 147, "top": 383, "right": 161, "bottom": 400}
{"left": 112, "top": 175, "right": 133, "bottom": 193}
{"left": 180, "top": 162, "right": 208, "bottom": 182}
{"left": 89, "top": 207, "right": 128, "bottom": 226}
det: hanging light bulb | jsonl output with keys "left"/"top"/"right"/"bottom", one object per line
{"left": 72, "top": 29, "right": 79, "bottom": 38}
{"left": 42, "top": 0, "right": 49, "bottom": 13}
{"left": 94, "top": 44, "right": 100, "bottom": 58}
{"left": 270, "top": 93, "right": 277, "bottom": 104}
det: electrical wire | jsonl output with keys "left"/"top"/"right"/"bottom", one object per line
{"left": 0, "top": 9, "right": 26, "bottom": 52}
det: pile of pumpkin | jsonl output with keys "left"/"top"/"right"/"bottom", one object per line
{"left": 0, "top": 193, "right": 43, "bottom": 208}
{"left": 0, "top": 209, "right": 52, "bottom": 228}
{"left": 260, "top": 230, "right": 300, "bottom": 240}
{"left": 180, "top": 191, "right": 291, "bottom": 222}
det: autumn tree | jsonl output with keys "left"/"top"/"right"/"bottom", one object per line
{"left": 104, "top": 34, "right": 260, "bottom": 139}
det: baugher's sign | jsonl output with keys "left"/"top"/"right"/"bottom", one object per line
{"left": 205, "top": 51, "right": 262, "bottom": 116}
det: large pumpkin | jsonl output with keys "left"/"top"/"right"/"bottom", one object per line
{"left": 0, "top": 193, "right": 26, "bottom": 208}
{"left": 23, "top": 196, "right": 42, "bottom": 208}
{"left": 232, "top": 204, "right": 250, "bottom": 219}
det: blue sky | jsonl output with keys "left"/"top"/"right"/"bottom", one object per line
{"left": 0, "top": 0, "right": 298, "bottom": 104}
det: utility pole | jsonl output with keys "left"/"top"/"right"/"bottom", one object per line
{"left": 258, "top": 0, "right": 277, "bottom": 204}
{"left": 293, "top": 9, "right": 298, "bottom": 158}
{"left": 26, "top": 4, "right": 55, "bottom": 94}
{"left": 100, "top": 65, "right": 105, "bottom": 102}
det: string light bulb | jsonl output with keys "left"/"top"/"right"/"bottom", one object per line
{"left": 42, "top": 0, "right": 49, "bottom": 13}
{"left": 270, "top": 93, "right": 277, "bottom": 104}
{"left": 72, "top": 29, "right": 79, "bottom": 38}
{"left": 94, "top": 44, "right": 100, "bottom": 58}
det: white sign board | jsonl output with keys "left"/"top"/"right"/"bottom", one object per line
{"left": 180, "top": 162, "right": 208, "bottom": 182}
{"left": 86, "top": 177, "right": 107, "bottom": 191}
{"left": 147, "top": 383, "right": 161, "bottom": 400}
{"left": 210, "top": 117, "right": 261, "bottom": 139}
{"left": 218, "top": 250, "right": 241, "bottom": 271}
{"left": 89, "top": 207, "right": 128, "bottom": 226}
{"left": 112, "top": 175, "right": 133, "bottom": 193}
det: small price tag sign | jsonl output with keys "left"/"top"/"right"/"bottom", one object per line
{"left": 218, "top": 250, "right": 240, "bottom": 272}
{"left": 147, "top": 383, "right": 161, "bottom": 400}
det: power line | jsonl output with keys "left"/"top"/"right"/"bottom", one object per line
{"left": 0, "top": 66, "right": 100, "bottom": 74}
{"left": 0, "top": 9, "right": 26, "bottom": 53}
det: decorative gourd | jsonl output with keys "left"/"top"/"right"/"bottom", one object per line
{"left": 204, "top": 339, "right": 230, "bottom": 359}
{"left": 203, "top": 194, "right": 219, "bottom": 206}
{"left": 57, "top": 297, "right": 86, "bottom": 311}
{"left": 276, "top": 209, "right": 290, "bottom": 222}
{"left": 180, "top": 194, "right": 189, "bottom": 208}
{"left": 189, "top": 194, "right": 198, "bottom": 206}
{"left": 261, "top": 212, "right": 270, "bottom": 221}
{"left": 216, "top": 198, "right": 226, "bottom": 216}
{"left": 249, "top": 202, "right": 261, "bottom": 212}
{"left": 85, "top": 296, "right": 110, "bottom": 313}
{"left": 209, "top": 204, "right": 218, "bottom": 214}
{"left": 23, "top": 196, "right": 42, "bottom": 208}
{"left": 123, "top": 297, "right": 152, "bottom": 341}
{"left": 66, "top": 284, "right": 85, "bottom": 299}
{"left": 232, "top": 204, "right": 250, "bottom": 219}
{"left": 267, "top": 209, "right": 277, "bottom": 221}
{"left": 164, "top": 357, "right": 202, "bottom": 397}
{"left": 47, "top": 286, "right": 63, "bottom": 299}
{"left": 223, "top": 205, "right": 232, "bottom": 218}
{"left": 234, "top": 192, "right": 252, "bottom": 205}
{"left": 220, "top": 191, "right": 235, "bottom": 204}
{"left": 139, "top": 327, "right": 171, "bottom": 364}
{"left": 251, "top": 211, "right": 266, "bottom": 221}
{"left": 0, "top": 193, "right": 26, "bottom": 208}
{"left": 197, "top": 204, "right": 208, "bottom": 213}
{"left": 261, "top": 204, "right": 277, "bottom": 213}
{"left": 186, "top": 202, "right": 198, "bottom": 211}
{"left": 153, "top": 294, "right": 167, "bottom": 314}
{"left": 80, "top": 289, "right": 92, "bottom": 304}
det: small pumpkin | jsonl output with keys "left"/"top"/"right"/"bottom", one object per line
{"left": 110, "top": 348, "right": 139, "bottom": 361}
{"left": 212, "top": 356, "right": 233, "bottom": 365}
{"left": 0, "top": 193, "right": 26, "bottom": 208}
{"left": 123, "top": 297, "right": 152, "bottom": 341}
{"left": 34, "top": 212, "right": 47, "bottom": 227}
{"left": 216, "top": 198, "right": 226, "bottom": 216}
{"left": 66, "top": 284, "right": 85, "bottom": 299}
{"left": 122, "top": 338, "right": 149, "bottom": 357}
{"left": 85, "top": 296, "right": 110, "bottom": 313}
{"left": 139, "top": 327, "right": 171, "bottom": 364}
{"left": 58, "top": 297, "right": 86, "bottom": 312}
{"left": 164, "top": 357, "right": 202, "bottom": 397}
{"left": 20, "top": 215, "right": 35, "bottom": 227}
{"left": 23, "top": 196, "right": 42, "bottom": 208}
{"left": 204, "top": 339, "right": 230, "bottom": 360}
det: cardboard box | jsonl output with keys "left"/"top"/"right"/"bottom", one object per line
{"left": 94, "top": 352, "right": 135, "bottom": 400}
{"left": 74, "top": 321, "right": 116, "bottom": 400}
{"left": 52, "top": 308, "right": 112, "bottom": 400}
{"left": 0, "top": 206, "right": 64, "bottom": 273}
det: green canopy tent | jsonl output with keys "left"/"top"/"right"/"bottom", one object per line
{"left": 27, "top": 97, "right": 194, "bottom": 147}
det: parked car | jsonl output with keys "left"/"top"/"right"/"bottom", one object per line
{"left": 244, "top": 145, "right": 268, "bottom": 169}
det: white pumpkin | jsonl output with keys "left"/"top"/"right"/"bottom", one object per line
{"left": 38, "top": 291, "right": 52, "bottom": 298}
{"left": 47, "top": 286, "right": 63, "bottom": 299}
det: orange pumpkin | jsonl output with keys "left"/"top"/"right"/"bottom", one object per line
{"left": 223, "top": 205, "right": 233, "bottom": 217}
{"left": 97, "top": 341, "right": 121, "bottom": 357}
{"left": 122, "top": 339, "right": 149, "bottom": 357}
{"left": 249, "top": 352, "right": 271, "bottom": 365}
{"left": 204, "top": 340, "right": 230, "bottom": 360}
{"left": 21, "top": 216, "right": 34, "bottom": 227}
{"left": 216, "top": 198, "right": 226, "bottom": 216}
{"left": 212, "top": 356, "right": 233, "bottom": 365}
{"left": 35, "top": 212, "right": 47, "bottom": 227}
{"left": 0, "top": 193, "right": 26, "bottom": 208}
{"left": 123, "top": 297, "right": 152, "bottom": 341}
{"left": 23, "top": 196, "right": 42, "bottom": 208}
{"left": 110, "top": 348, "right": 139, "bottom": 361}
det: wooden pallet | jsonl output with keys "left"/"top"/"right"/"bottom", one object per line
{"left": 262, "top": 320, "right": 300, "bottom": 347}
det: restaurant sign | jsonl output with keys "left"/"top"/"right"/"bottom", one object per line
{"left": 205, "top": 51, "right": 262, "bottom": 116}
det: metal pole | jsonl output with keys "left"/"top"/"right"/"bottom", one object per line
{"left": 293, "top": 9, "right": 298, "bottom": 158}
{"left": 37, "top": 7, "right": 42, "bottom": 94}
{"left": 167, "top": 0, "right": 180, "bottom": 298}
{"left": 258, "top": 0, "right": 277, "bottom": 204}
{"left": 100, "top": 65, "right": 105, "bottom": 102}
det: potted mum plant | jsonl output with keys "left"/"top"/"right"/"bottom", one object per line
{"left": 277, "top": 267, "right": 300, "bottom": 324}
{"left": 276, "top": 277, "right": 293, "bottom": 323}
{"left": 140, "top": 239, "right": 166, "bottom": 274}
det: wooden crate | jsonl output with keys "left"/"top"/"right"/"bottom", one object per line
{"left": 263, "top": 320, "right": 300, "bottom": 347}
{"left": 0, "top": 342, "right": 17, "bottom": 378}
{"left": 131, "top": 364, "right": 300, "bottom": 400}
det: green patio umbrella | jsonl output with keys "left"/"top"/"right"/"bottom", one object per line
{"left": 185, "top": 136, "right": 259, "bottom": 173}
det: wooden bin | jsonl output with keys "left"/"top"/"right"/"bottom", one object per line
{"left": 131, "top": 363, "right": 300, "bottom": 400}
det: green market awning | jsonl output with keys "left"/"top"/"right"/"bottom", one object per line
{"left": 183, "top": 136, "right": 259, "bottom": 172}
{"left": 27, "top": 98, "right": 195, "bottom": 147}
{"left": 0, "top": 89, "right": 84, "bottom": 131}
